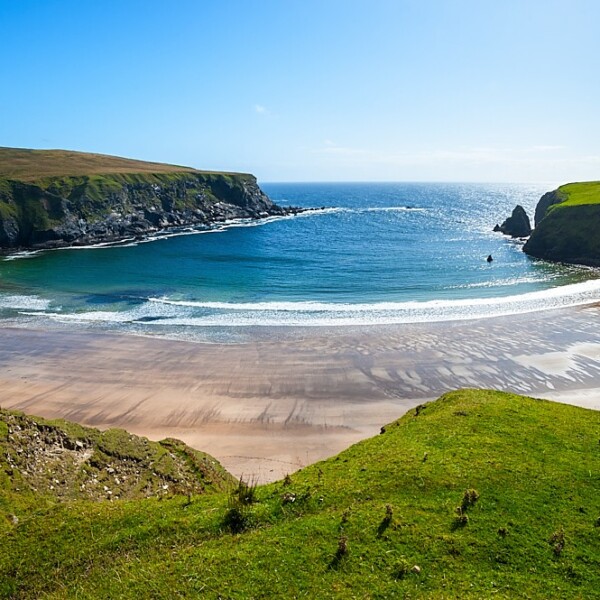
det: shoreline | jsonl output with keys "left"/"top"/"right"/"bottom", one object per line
{"left": 1, "top": 304, "right": 600, "bottom": 482}
{"left": 0, "top": 206, "right": 316, "bottom": 257}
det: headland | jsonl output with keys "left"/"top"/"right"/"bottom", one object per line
{"left": 0, "top": 147, "right": 302, "bottom": 250}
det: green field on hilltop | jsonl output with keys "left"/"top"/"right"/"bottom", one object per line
{"left": 551, "top": 181, "right": 600, "bottom": 208}
{"left": 2, "top": 389, "right": 600, "bottom": 599}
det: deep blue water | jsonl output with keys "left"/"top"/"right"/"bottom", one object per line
{"left": 0, "top": 182, "right": 598, "bottom": 341}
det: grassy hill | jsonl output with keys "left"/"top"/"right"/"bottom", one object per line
{"left": 525, "top": 181, "right": 600, "bottom": 265}
{"left": 2, "top": 389, "right": 600, "bottom": 598}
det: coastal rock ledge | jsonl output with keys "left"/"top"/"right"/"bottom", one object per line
{"left": 0, "top": 147, "right": 302, "bottom": 250}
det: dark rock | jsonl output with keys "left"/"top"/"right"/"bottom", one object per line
{"left": 0, "top": 217, "right": 19, "bottom": 246}
{"left": 493, "top": 224, "right": 501, "bottom": 232}
{"left": 498, "top": 205, "right": 531, "bottom": 238}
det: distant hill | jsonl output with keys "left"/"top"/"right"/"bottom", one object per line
{"left": 0, "top": 147, "right": 297, "bottom": 250}
{"left": 525, "top": 181, "right": 600, "bottom": 266}
{"left": 0, "top": 147, "right": 203, "bottom": 182}
{"left": 2, "top": 389, "right": 599, "bottom": 598}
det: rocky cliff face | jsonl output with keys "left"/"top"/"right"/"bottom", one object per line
{"left": 533, "top": 189, "right": 565, "bottom": 226}
{"left": 524, "top": 204, "right": 600, "bottom": 266}
{"left": 0, "top": 172, "right": 299, "bottom": 250}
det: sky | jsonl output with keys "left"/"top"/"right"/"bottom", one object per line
{"left": 1, "top": 0, "right": 599, "bottom": 182}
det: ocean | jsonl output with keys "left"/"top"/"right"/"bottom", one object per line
{"left": 0, "top": 182, "right": 598, "bottom": 342}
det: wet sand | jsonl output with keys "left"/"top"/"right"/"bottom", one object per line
{"left": 1, "top": 304, "right": 600, "bottom": 482}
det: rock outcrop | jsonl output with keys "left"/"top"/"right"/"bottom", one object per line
{"left": 495, "top": 204, "right": 531, "bottom": 237}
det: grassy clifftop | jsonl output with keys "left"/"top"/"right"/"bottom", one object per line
{"left": 548, "top": 182, "right": 600, "bottom": 208}
{"left": 0, "top": 147, "right": 225, "bottom": 181}
{"left": 2, "top": 389, "right": 600, "bottom": 598}
{"left": 524, "top": 181, "right": 600, "bottom": 266}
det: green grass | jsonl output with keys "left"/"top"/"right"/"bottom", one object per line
{"left": 551, "top": 181, "right": 600, "bottom": 208}
{"left": 2, "top": 389, "right": 600, "bottom": 598}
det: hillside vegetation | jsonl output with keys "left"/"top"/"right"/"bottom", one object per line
{"left": 2, "top": 389, "right": 600, "bottom": 598}
{"left": 525, "top": 181, "right": 600, "bottom": 265}
{"left": 0, "top": 408, "right": 234, "bottom": 514}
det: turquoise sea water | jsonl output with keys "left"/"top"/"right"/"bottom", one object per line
{"left": 0, "top": 182, "right": 598, "bottom": 341}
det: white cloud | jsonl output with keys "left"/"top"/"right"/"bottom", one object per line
{"left": 311, "top": 142, "right": 581, "bottom": 167}
{"left": 529, "top": 145, "right": 566, "bottom": 152}
{"left": 254, "top": 104, "right": 269, "bottom": 115}
{"left": 313, "top": 140, "right": 367, "bottom": 156}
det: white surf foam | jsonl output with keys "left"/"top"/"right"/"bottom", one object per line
{"left": 150, "top": 279, "right": 600, "bottom": 315}
{"left": 37, "top": 209, "right": 336, "bottom": 252}
{"left": 24, "top": 278, "right": 600, "bottom": 329}
{"left": 0, "top": 294, "right": 51, "bottom": 311}
{"left": 2, "top": 250, "right": 43, "bottom": 261}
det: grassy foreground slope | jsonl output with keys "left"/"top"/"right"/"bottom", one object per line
{"left": 2, "top": 389, "right": 600, "bottom": 598}
{"left": 525, "top": 181, "right": 600, "bottom": 265}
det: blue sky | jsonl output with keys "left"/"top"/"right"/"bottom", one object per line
{"left": 1, "top": 0, "right": 599, "bottom": 182}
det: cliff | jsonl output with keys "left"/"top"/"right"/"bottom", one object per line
{"left": 524, "top": 181, "right": 600, "bottom": 266}
{"left": 0, "top": 147, "right": 298, "bottom": 250}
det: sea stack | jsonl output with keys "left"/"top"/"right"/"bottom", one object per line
{"left": 495, "top": 205, "right": 532, "bottom": 238}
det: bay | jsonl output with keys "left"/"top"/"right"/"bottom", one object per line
{"left": 0, "top": 182, "right": 597, "bottom": 342}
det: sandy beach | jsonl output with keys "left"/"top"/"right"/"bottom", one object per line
{"left": 1, "top": 304, "right": 600, "bottom": 482}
